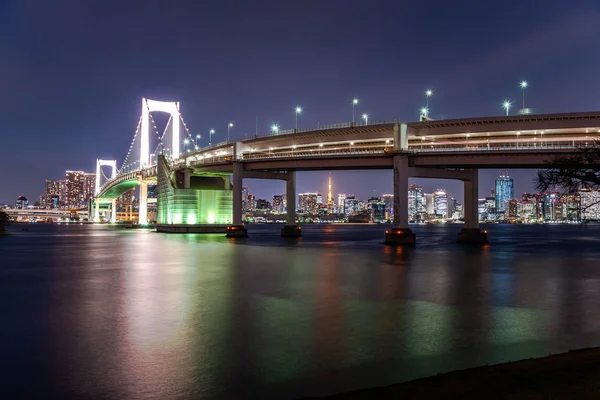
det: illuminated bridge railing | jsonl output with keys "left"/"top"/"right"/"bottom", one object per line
{"left": 410, "top": 143, "right": 583, "bottom": 153}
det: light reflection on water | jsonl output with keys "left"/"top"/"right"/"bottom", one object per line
{"left": 1, "top": 223, "right": 600, "bottom": 399}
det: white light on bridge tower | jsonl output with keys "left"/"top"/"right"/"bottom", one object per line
{"left": 141, "top": 98, "right": 181, "bottom": 166}
{"left": 95, "top": 159, "right": 117, "bottom": 195}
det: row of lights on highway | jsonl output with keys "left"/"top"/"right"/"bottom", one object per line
{"left": 421, "top": 81, "right": 532, "bottom": 119}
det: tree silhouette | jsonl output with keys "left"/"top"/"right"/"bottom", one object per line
{"left": 536, "top": 140, "right": 600, "bottom": 218}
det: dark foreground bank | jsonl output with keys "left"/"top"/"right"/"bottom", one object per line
{"left": 323, "top": 348, "right": 600, "bottom": 399}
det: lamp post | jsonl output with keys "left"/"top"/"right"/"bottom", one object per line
{"left": 209, "top": 129, "right": 215, "bottom": 147}
{"left": 503, "top": 100, "right": 512, "bottom": 116}
{"left": 520, "top": 81, "right": 528, "bottom": 114}
{"left": 195, "top": 134, "right": 201, "bottom": 149}
{"left": 271, "top": 124, "right": 279, "bottom": 135}
{"left": 426, "top": 89, "right": 433, "bottom": 108}
{"left": 183, "top": 138, "right": 189, "bottom": 153}
{"left": 295, "top": 106, "right": 302, "bottom": 130}
{"left": 227, "top": 123, "right": 233, "bottom": 142}
{"left": 362, "top": 113, "right": 369, "bottom": 126}
{"left": 420, "top": 107, "right": 429, "bottom": 120}
{"left": 352, "top": 98, "right": 358, "bottom": 123}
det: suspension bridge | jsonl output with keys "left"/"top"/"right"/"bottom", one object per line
{"left": 94, "top": 98, "right": 600, "bottom": 244}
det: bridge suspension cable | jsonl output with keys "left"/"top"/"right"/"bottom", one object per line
{"left": 118, "top": 114, "right": 143, "bottom": 174}
{"left": 178, "top": 104, "right": 198, "bottom": 149}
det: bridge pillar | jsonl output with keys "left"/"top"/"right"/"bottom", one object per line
{"left": 94, "top": 199, "right": 100, "bottom": 222}
{"left": 139, "top": 181, "right": 148, "bottom": 225}
{"left": 226, "top": 162, "right": 247, "bottom": 237}
{"left": 111, "top": 199, "right": 117, "bottom": 223}
{"left": 386, "top": 154, "right": 415, "bottom": 245}
{"left": 282, "top": 170, "right": 302, "bottom": 237}
{"left": 457, "top": 169, "right": 488, "bottom": 244}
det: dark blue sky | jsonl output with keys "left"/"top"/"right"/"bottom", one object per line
{"left": 1, "top": 0, "right": 599, "bottom": 204}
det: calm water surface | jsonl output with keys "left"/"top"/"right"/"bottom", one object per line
{"left": 2, "top": 223, "right": 600, "bottom": 399}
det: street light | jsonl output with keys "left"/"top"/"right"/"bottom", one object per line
{"left": 420, "top": 107, "right": 429, "bottom": 119}
{"left": 196, "top": 134, "right": 201, "bottom": 148}
{"left": 362, "top": 113, "right": 369, "bottom": 125}
{"left": 183, "top": 138, "right": 189, "bottom": 152}
{"left": 227, "top": 123, "right": 233, "bottom": 142}
{"left": 426, "top": 89, "right": 433, "bottom": 108}
{"left": 271, "top": 124, "right": 279, "bottom": 134}
{"left": 352, "top": 98, "right": 359, "bottom": 123}
{"left": 295, "top": 106, "right": 302, "bottom": 130}
{"left": 520, "top": 81, "right": 528, "bottom": 114}
{"left": 503, "top": 100, "right": 512, "bottom": 116}
{"left": 209, "top": 129, "right": 215, "bottom": 147}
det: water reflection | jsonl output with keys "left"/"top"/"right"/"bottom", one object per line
{"left": 2, "top": 224, "right": 600, "bottom": 399}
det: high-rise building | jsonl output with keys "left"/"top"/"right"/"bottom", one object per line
{"left": 45, "top": 180, "right": 60, "bottom": 208}
{"left": 495, "top": 171, "right": 514, "bottom": 212}
{"left": 83, "top": 173, "right": 96, "bottom": 207}
{"left": 337, "top": 194, "right": 347, "bottom": 214}
{"left": 506, "top": 198, "right": 518, "bottom": 219}
{"left": 242, "top": 187, "right": 249, "bottom": 211}
{"left": 544, "top": 193, "right": 563, "bottom": 221}
{"left": 433, "top": 190, "right": 448, "bottom": 217}
{"left": 255, "top": 199, "right": 270, "bottom": 210}
{"left": 580, "top": 188, "right": 600, "bottom": 220}
{"left": 316, "top": 193, "right": 323, "bottom": 206}
{"left": 299, "top": 193, "right": 319, "bottom": 214}
{"left": 248, "top": 194, "right": 256, "bottom": 211}
{"left": 272, "top": 195, "right": 285, "bottom": 213}
{"left": 407, "top": 184, "right": 423, "bottom": 220}
{"left": 344, "top": 196, "right": 359, "bottom": 216}
{"left": 367, "top": 197, "right": 386, "bottom": 222}
{"left": 381, "top": 194, "right": 394, "bottom": 218}
{"left": 65, "top": 171, "right": 85, "bottom": 208}
{"left": 15, "top": 196, "right": 28, "bottom": 209}
{"left": 425, "top": 193, "right": 434, "bottom": 214}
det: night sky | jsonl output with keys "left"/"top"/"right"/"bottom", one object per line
{"left": 1, "top": 0, "right": 600, "bottom": 205}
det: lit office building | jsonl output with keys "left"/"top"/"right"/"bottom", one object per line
{"left": 337, "top": 194, "right": 347, "bottom": 214}
{"left": 247, "top": 194, "right": 256, "bottom": 211}
{"left": 580, "top": 189, "right": 600, "bottom": 220}
{"left": 83, "top": 173, "right": 96, "bottom": 206}
{"left": 544, "top": 193, "right": 563, "bottom": 221}
{"left": 519, "top": 200, "right": 536, "bottom": 221}
{"left": 344, "top": 196, "right": 359, "bottom": 216}
{"left": 15, "top": 196, "right": 28, "bottom": 209}
{"left": 65, "top": 171, "right": 85, "bottom": 208}
{"left": 367, "top": 197, "right": 386, "bottom": 222}
{"left": 407, "top": 184, "right": 423, "bottom": 220}
{"left": 255, "top": 199, "right": 270, "bottom": 210}
{"left": 381, "top": 193, "right": 394, "bottom": 218}
{"left": 425, "top": 193, "right": 434, "bottom": 214}
{"left": 299, "top": 193, "right": 319, "bottom": 214}
{"left": 45, "top": 180, "right": 61, "bottom": 209}
{"left": 316, "top": 193, "right": 323, "bottom": 206}
{"left": 506, "top": 198, "right": 518, "bottom": 219}
{"left": 433, "top": 190, "right": 448, "bottom": 217}
{"left": 242, "top": 187, "right": 249, "bottom": 211}
{"left": 495, "top": 171, "right": 514, "bottom": 212}
{"left": 272, "top": 195, "right": 285, "bottom": 213}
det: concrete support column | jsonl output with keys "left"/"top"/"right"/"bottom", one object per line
{"left": 386, "top": 154, "right": 415, "bottom": 245}
{"left": 94, "top": 199, "right": 100, "bottom": 222}
{"left": 457, "top": 169, "right": 488, "bottom": 244}
{"left": 282, "top": 170, "right": 302, "bottom": 237}
{"left": 111, "top": 199, "right": 117, "bottom": 223}
{"left": 183, "top": 169, "right": 192, "bottom": 189}
{"left": 286, "top": 171, "right": 296, "bottom": 225}
{"left": 227, "top": 162, "right": 247, "bottom": 237}
{"left": 393, "top": 123, "right": 410, "bottom": 150}
{"left": 139, "top": 181, "right": 148, "bottom": 225}
{"left": 463, "top": 170, "right": 479, "bottom": 230}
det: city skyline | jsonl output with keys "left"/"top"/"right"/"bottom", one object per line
{"left": 1, "top": 1, "right": 600, "bottom": 204}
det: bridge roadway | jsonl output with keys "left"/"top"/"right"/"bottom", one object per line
{"left": 96, "top": 110, "right": 600, "bottom": 243}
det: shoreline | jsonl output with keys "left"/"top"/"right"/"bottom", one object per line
{"left": 321, "top": 347, "right": 600, "bottom": 399}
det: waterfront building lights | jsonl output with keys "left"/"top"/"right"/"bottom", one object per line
{"left": 295, "top": 106, "right": 302, "bottom": 130}
{"left": 352, "top": 98, "right": 359, "bottom": 123}
{"left": 503, "top": 100, "right": 512, "bottom": 116}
